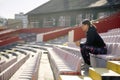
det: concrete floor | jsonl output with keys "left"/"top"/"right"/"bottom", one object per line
{"left": 38, "top": 53, "right": 54, "bottom": 80}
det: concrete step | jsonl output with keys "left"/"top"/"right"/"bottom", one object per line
{"left": 38, "top": 53, "right": 54, "bottom": 80}
{"left": 83, "top": 76, "right": 93, "bottom": 80}
{"left": 89, "top": 68, "right": 120, "bottom": 80}
{"left": 58, "top": 75, "right": 83, "bottom": 80}
{"left": 107, "top": 61, "right": 120, "bottom": 74}
{"left": 58, "top": 75, "right": 92, "bottom": 80}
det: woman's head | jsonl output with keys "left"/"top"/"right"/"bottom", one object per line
{"left": 81, "top": 19, "right": 91, "bottom": 32}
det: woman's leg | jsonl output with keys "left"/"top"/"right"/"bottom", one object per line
{"left": 80, "top": 45, "right": 91, "bottom": 65}
{"left": 80, "top": 45, "right": 107, "bottom": 65}
{"left": 85, "top": 46, "right": 107, "bottom": 55}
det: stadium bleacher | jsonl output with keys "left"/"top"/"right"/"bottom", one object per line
{"left": 47, "top": 46, "right": 81, "bottom": 80}
{"left": 0, "top": 12, "right": 120, "bottom": 80}
{"left": 89, "top": 28, "right": 120, "bottom": 67}
{"left": 0, "top": 43, "right": 42, "bottom": 80}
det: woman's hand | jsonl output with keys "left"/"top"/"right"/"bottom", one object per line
{"left": 75, "top": 41, "right": 80, "bottom": 46}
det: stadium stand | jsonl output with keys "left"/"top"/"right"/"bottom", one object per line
{"left": 47, "top": 46, "right": 81, "bottom": 80}
{"left": 36, "top": 27, "right": 72, "bottom": 42}
{"left": 0, "top": 36, "right": 20, "bottom": 46}
{"left": 44, "top": 12, "right": 120, "bottom": 80}
{"left": 0, "top": 12, "right": 120, "bottom": 80}
{"left": 89, "top": 28, "right": 120, "bottom": 67}
{"left": 18, "top": 27, "right": 67, "bottom": 42}
{"left": 0, "top": 29, "right": 21, "bottom": 47}
{"left": 56, "top": 45, "right": 80, "bottom": 57}
{"left": 10, "top": 53, "right": 41, "bottom": 80}
{"left": 57, "top": 28, "right": 120, "bottom": 80}
{"left": 0, "top": 29, "right": 16, "bottom": 36}
{"left": 8, "top": 44, "right": 42, "bottom": 80}
{"left": 72, "top": 28, "right": 120, "bottom": 68}
{"left": 0, "top": 54, "right": 29, "bottom": 80}
{"left": 0, "top": 57, "right": 17, "bottom": 73}
{"left": 89, "top": 61, "right": 120, "bottom": 80}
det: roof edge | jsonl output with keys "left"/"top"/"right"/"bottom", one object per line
{"left": 25, "top": 0, "right": 51, "bottom": 15}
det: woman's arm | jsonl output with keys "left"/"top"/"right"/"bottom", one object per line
{"left": 75, "top": 41, "right": 80, "bottom": 46}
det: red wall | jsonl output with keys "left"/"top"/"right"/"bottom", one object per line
{"left": 0, "top": 36, "right": 20, "bottom": 46}
{"left": 0, "top": 29, "right": 20, "bottom": 46}
{"left": 73, "top": 12, "right": 120, "bottom": 41}
{"left": 94, "top": 12, "right": 120, "bottom": 33}
{"left": 0, "top": 28, "right": 6, "bottom": 31}
{"left": 43, "top": 28, "right": 72, "bottom": 41}
{"left": 0, "top": 29, "right": 19, "bottom": 38}
{"left": 72, "top": 27, "right": 85, "bottom": 42}
{"left": 19, "top": 27, "right": 65, "bottom": 33}
{"left": 0, "top": 27, "right": 66, "bottom": 46}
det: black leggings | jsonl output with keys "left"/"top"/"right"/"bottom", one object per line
{"left": 80, "top": 44, "right": 107, "bottom": 65}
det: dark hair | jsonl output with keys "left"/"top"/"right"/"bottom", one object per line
{"left": 82, "top": 19, "right": 91, "bottom": 27}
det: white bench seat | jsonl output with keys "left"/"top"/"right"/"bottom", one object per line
{"left": 90, "top": 43, "right": 120, "bottom": 67}
{"left": 47, "top": 46, "right": 81, "bottom": 80}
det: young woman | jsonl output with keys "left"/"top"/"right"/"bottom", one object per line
{"left": 76, "top": 20, "right": 107, "bottom": 66}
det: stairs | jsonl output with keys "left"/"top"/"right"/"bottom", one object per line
{"left": 89, "top": 61, "right": 120, "bottom": 80}
{"left": 107, "top": 61, "right": 120, "bottom": 74}
{"left": 89, "top": 68, "right": 120, "bottom": 80}
{"left": 59, "top": 75, "right": 83, "bottom": 80}
{"left": 59, "top": 61, "right": 120, "bottom": 80}
{"left": 59, "top": 75, "right": 92, "bottom": 80}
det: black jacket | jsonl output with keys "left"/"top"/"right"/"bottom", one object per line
{"left": 84, "top": 26, "right": 106, "bottom": 47}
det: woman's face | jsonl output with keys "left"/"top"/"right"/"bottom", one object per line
{"left": 81, "top": 24, "right": 89, "bottom": 32}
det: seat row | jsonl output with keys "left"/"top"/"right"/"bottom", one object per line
{"left": 108, "top": 28, "right": 120, "bottom": 32}
{"left": 100, "top": 28, "right": 120, "bottom": 36}
{"left": 102, "top": 35, "right": 120, "bottom": 43}
{"left": 47, "top": 46, "right": 82, "bottom": 80}
{"left": 81, "top": 35, "right": 120, "bottom": 43}
{"left": 0, "top": 57, "right": 17, "bottom": 73}
{"left": 90, "top": 43, "right": 120, "bottom": 67}
{"left": 8, "top": 44, "right": 42, "bottom": 80}
{"left": 17, "top": 53, "right": 41, "bottom": 80}
{"left": 0, "top": 54, "right": 30, "bottom": 80}
{"left": 88, "top": 29, "right": 120, "bottom": 67}
{"left": 59, "top": 60, "right": 120, "bottom": 80}
{"left": 56, "top": 42, "right": 120, "bottom": 68}
{"left": 56, "top": 45, "right": 81, "bottom": 57}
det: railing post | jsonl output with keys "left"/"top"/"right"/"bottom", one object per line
{"left": 36, "top": 33, "right": 43, "bottom": 42}
{"left": 68, "top": 30, "right": 74, "bottom": 42}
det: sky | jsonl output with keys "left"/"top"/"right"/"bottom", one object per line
{"left": 0, "top": 0, "right": 49, "bottom": 19}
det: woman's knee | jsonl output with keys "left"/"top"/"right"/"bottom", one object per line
{"left": 92, "top": 47, "right": 107, "bottom": 54}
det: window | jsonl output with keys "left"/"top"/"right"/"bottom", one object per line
{"left": 43, "top": 17, "right": 56, "bottom": 27}
{"left": 98, "top": 12, "right": 114, "bottom": 19}
{"left": 76, "top": 14, "right": 83, "bottom": 25}
{"left": 58, "top": 16, "right": 70, "bottom": 27}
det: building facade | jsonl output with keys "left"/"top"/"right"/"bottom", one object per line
{"left": 15, "top": 12, "right": 28, "bottom": 28}
{"left": 0, "top": 17, "right": 7, "bottom": 27}
{"left": 27, "top": 0, "right": 120, "bottom": 28}
{"left": 7, "top": 19, "right": 22, "bottom": 29}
